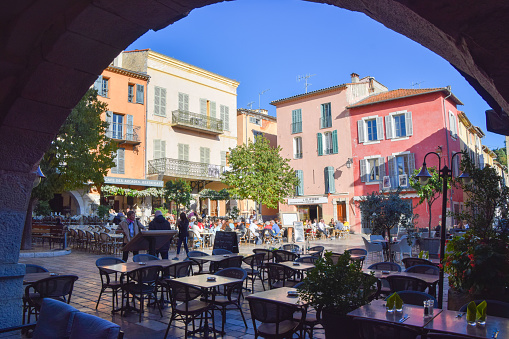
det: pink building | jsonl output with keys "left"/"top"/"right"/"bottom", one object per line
{"left": 272, "top": 73, "right": 388, "bottom": 229}
{"left": 348, "top": 88, "right": 464, "bottom": 232}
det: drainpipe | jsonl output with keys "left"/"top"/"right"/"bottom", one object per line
{"left": 442, "top": 86, "right": 454, "bottom": 229}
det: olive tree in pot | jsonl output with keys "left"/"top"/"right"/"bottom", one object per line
{"left": 298, "top": 251, "right": 378, "bottom": 338}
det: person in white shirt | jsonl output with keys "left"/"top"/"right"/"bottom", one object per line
{"left": 317, "top": 218, "right": 329, "bottom": 238}
{"left": 249, "top": 222, "right": 261, "bottom": 244}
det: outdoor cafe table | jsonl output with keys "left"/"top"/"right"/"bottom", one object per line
{"left": 23, "top": 272, "right": 58, "bottom": 285}
{"left": 362, "top": 269, "right": 440, "bottom": 285}
{"left": 172, "top": 274, "right": 243, "bottom": 336}
{"left": 190, "top": 254, "right": 243, "bottom": 263}
{"left": 348, "top": 299, "right": 443, "bottom": 328}
{"left": 424, "top": 309, "right": 508, "bottom": 338}
{"left": 246, "top": 286, "right": 306, "bottom": 307}
{"left": 279, "top": 261, "right": 315, "bottom": 272}
{"left": 100, "top": 259, "right": 176, "bottom": 274}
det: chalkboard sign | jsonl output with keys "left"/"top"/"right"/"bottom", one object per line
{"left": 294, "top": 221, "right": 305, "bottom": 243}
{"left": 213, "top": 231, "right": 239, "bottom": 253}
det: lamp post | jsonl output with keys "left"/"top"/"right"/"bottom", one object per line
{"left": 415, "top": 151, "right": 471, "bottom": 309}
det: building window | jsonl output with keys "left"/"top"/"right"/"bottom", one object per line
{"left": 360, "top": 157, "right": 385, "bottom": 183}
{"left": 253, "top": 130, "right": 263, "bottom": 140}
{"left": 220, "top": 105, "right": 230, "bottom": 131}
{"left": 317, "top": 130, "right": 338, "bottom": 156}
{"left": 357, "top": 116, "right": 384, "bottom": 143}
{"left": 292, "top": 109, "right": 302, "bottom": 134}
{"left": 153, "top": 139, "right": 166, "bottom": 160}
{"left": 386, "top": 111, "right": 413, "bottom": 139}
{"left": 178, "top": 93, "right": 189, "bottom": 112}
{"left": 200, "top": 147, "right": 210, "bottom": 164}
{"left": 293, "top": 137, "right": 303, "bottom": 159}
{"left": 111, "top": 148, "right": 125, "bottom": 174}
{"left": 295, "top": 170, "right": 304, "bottom": 196}
{"left": 249, "top": 116, "right": 261, "bottom": 126}
{"left": 221, "top": 151, "right": 227, "bottom": 167}
{"left": 324, "top": 166, "right": 335, "bottom": 193}
{"left": 320, "top": 103, "right": 332, "bottom": 129}
{"left": 93, "top": 75, "right": 109, "bottom": 97}
{"left": 111, "top": 113, "right": 123, "bottom": 139}
{"left": 128, "top": 84, "right": 134, "bottom": 103}
{"left": 136, "top": 84, "right": 144, "bottom": 104}
{"left": 154, "top": 86, "right": 167, "bottom": 117}
{"left": 178, "top": 143, "right": 189, "bottom": 161}
{"left": 388, "top": 153, "right": 415, "bottom": 188}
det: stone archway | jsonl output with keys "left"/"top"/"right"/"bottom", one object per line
{"left": 1, "top": 0, "right": 509, "bottom": 328}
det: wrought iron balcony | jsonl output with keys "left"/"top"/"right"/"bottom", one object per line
{"left": 106, "top": 124, "right": 141, "bottom": 145}
{"left": 148, "top": 158, "right": 227, "bottom": 181}
{"left": 172, "top": 110, "right": 223, "bottom": 134}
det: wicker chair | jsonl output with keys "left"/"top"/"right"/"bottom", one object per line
{"left": 402, "top": 257, "right": 433, "bottom": 269}
{"left": 386, "top": 275, "right": 429, "bottom": 294}
{"left": 212, "top": 268, "right": 248, "bottom": 333}
{"left": 242, "top": 253, "right": 265, "bottom": 292}
{"left": 209, "top": 256, "right": 243, "bottom": 274}
{"left": 266, "top": 263, "right": 298, "bottom": 289}
{"left": 273, "top": 249, "right": 299, "bottom": 263}
{"left": 132, "top": 254, "right": 160, "bottom": 262}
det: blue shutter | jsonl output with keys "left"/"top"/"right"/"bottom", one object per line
{"left": 320, "top": 104, "right": 325, "bottom": 128}
{"left": 117, "top": 148, "right": 125, "bottom": 174}
{"left": 317, "top": 133, "right": 323, "bottom": 156}
{"left": 325, "top": 166, "right": 335, "bottom": 193}
{"left": 126, "top": 114, "right": 134, "bottom": 141}
{"left": 136, "top": 85, "right": 144, "bottom": 104}
{"left": 332, "top": 130, "right": 338, "bottom": 154}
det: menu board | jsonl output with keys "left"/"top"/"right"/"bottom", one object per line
{"left": 281, "top": 212, "right": 299, "bottom": 226}
{"left": 213, "top": 231, "right": 239, "bottom": 253}
{"left": 294, "top": 221, "right": 305, "bottom": 243}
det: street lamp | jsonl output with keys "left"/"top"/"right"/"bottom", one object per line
{"left": 415, "top": 151, "right": 471, "bottom": 309}
{"left": 33, "top": 165, "right": 45, "bottom": 188}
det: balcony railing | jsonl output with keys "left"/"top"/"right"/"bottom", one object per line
{"left": 291, "top": 122, "right": 302, "bottom": 134}
{"left": 172, "top": 110, "right": 223, "bottom": 134}
{"left": 148, "top": 158, "right": 227, "bottom": 181}
{"left": 106, "top": 124, "right": 141, "bottom": 144}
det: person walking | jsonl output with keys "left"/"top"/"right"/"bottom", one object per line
{"left": 173, "top": 212, "right": 189, "bottom": 260}
{"left": 119, "top": 211, "right": 146, "bottom": 261}
{"left": 148, "top": 210, "right": 172, "bottom": 259}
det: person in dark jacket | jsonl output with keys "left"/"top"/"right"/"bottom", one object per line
{"left": 173, "top": 212, "right": 189, "bottom": 260}
{"left": 149, "top": 210, "right": 172, "bottom": 259}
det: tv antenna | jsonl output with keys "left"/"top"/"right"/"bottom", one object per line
{"left": 246, "top": 101, "right": 255, "bottom": 110}
{"left": 411, "top": 81, "right": 424, "bottom": 88}
{"left": 297, "top": 74, "right": 316, "bottom": 93}
{"left": 258, "top": 89, "right": 270, "bottom": 112}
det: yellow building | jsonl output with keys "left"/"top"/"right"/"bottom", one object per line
{"left": 458, "top": 112, "right": 485, "bottom": 168}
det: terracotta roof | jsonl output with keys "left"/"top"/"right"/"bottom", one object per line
{"left": 347, "top": 88, "right": 463, "bottom": 108}
{"left": 270, "top": 84, "right": 347, "bottom": 106}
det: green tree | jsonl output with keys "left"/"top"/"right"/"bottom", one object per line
{"left": 22, "top": 89, "right": 117, "bottom": 249}
{"left": 164, "top": 179, "right": 192, "bottom": 212}
{"left": 222, "top": 135, "right": 299, "bottom": 210}
{"left": 359, "top": 190, "right": 415, "bottom": 260}
{"left": 492, "top": 147, "right": 507, "bottom": 167}
{"left": 409, "top": 166, "right": 450, "bottom": 236}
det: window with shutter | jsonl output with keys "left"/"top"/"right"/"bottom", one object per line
{"left": 106, "top": 111, "right": 113, "bottom": 138}
{"left": 224, "top": 106, "right": 230, "bottom": 131}
{"left": 385, "top": 115, "right": 394, "bottom": 139}
{"left": 221, "top": 151, "right": 227, "bottom": 167}
{"left": 332, "top": 130, "right": 338, "bottom": 154}
{"left": 200, "top": 99, "right": 207, "bottom": 115}
{"left": 200, "top": 147, "right": 210, "bottom": 164}
{"left": 136, "top": 84, "right": 144, "bottom": 104}
{"left": 292, "top": 109, "right": 302, "bottom": 134}
{"left": 296, "top": 170, "right": 304, "bottom": 196}
{"left": 112, "top": 114, "right": 123, "bottom": 139}
{"left": 126, "top": 114, "right": 134, "bottom": 141}
{"left": 293, "top": 137, "right": 303, "bottom": 159}
{"left": 449, "top": 111, "right": 457, "bottom": 138}
{"left": 405, "top": 112, "right": 413, "bottom": 136}
{"left": 360, "top": 159, "right": 367, "bottom": 183}
{"left": 323, "top": 132, "right": 333, "bottom": 155}
{"left": 357, "top": 120, "right": 365, "bottom": 143}
{"left": 184, "top": 144, "right": 189, "bottom": 161}
{"left": 154, "top": 87, "right": 164, "bottom": 116}
{"left": 128, "top": 84, "right": 134, "bottom": 103}
{"left": 324, "top": 166, "right": 335, "bottom": 193}
{"left": 94, "top": 76, "right": 103, "bottom": 96}
{"left": 101, "top": 78, "right": 109, "bottom": 97}
{"left": 111, "top": 150, "right": 118, "bottom": 174}
{"left": 154, "top": 140, "right": 161, "bottom": 160}
{"left": 179, "top": 93, "right": 189, "bottom": 112}
{"left": 320, "top": 103, "right": 332, "bottom": 128}
{"left": 376, "top": 116, "right": 384, "bottom": 140}
{"left": 117, "top": 148, "right": 125, "bottom": 174}
{"left": 161, "top": 141, "right": 166, "bottom": 159}
{"left": 210, "top": 102, "right": 216, "bottom": 118}
{"left": 317, "top": 133, "right": 323, "bottom": 156}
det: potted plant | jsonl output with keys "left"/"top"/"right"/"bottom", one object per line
{"left": 445, "top": 154, "right": 509, "bottom": 310}
{"left": 299, "top": 251, "right": 377, "bottom": 338}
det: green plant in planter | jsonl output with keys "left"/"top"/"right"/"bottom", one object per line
{"left": 97, "top": 205, "right": 110, "bottom": 220}
{"left": 299, "top": 251, "right": 378, "bottom": 337}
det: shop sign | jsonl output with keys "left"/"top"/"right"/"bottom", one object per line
{"left": 104, "top": 177, "right": 164, "bottom": 187}
{"left": 287, "top": 196, "right": 328, "bottom": 205}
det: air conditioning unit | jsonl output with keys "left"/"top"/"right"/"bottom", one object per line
{"left": 382, "top": 176, "right": 391, "bottom": 189}
{"left": 399, "top": 174, "right": 408, "bottom": 187}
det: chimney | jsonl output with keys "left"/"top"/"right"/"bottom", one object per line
{"left": 351, "top": 73, "right": 359, "bottom": 83}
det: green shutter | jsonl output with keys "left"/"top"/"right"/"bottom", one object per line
{"left": 200, "top": 99, "right": 207, "bottom": 115}
{"left": 224, "top": 106, "right": 229, "bottom": 131}
{"left": 154, "top": 87, "right": 160, "bottom": 116}
{"left": 160, "top": 88, "right": 166, "bottom": 117}
{"left": 332, "top": 130, "right": 338, "bottom": 154}
{"left": 325, "top": 166, "right": 335, "bottom": 193}
{"left": 221, "top": 151, "right": 227, "bottom": 167}
{"left": 296, "top": 170, "right": 304, "bottom": 196}
{"left": 161, "top": 141, "right": 166, "bottom": 159}
{"left": 317, "top": 133, "right": 323, "bottom": 156}
{"left": 178, "top": 143, "right": 183, "bottom": 160}
{"left": 184, "top": 144, "right": 189, "bottom": 161}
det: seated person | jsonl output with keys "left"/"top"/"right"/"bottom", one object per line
{"left": 335, "top": 220, "right": 344, "bottom": 230}
{"left": 249, "top": 221, "right": 261, "bottom": 244}
{"left": 271, "top": 220, "right": 281, "bottom": 236}
{"left": 316, "top": 219, "right": 329, "bottom": 238}
{"left": 237, "top": 221, "right": 246, "bottom": 236}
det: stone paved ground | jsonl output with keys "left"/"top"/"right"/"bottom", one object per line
{"left": 19, "top": 234, "right": 447, "bottom": 339}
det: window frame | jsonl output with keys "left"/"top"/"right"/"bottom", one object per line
{"left": 293, "top": 137, "right": 303, "bottom": 159}
{"left": 127, "top": 84, "right": 134, "bottom": 103}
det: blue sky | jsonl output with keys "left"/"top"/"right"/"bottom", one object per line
{"left": 127, "top": 0, "right": 505, "bottom": 149}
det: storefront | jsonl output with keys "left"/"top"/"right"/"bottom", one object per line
{"left": 287, "top": 196, "right": 328, "bottom": 222}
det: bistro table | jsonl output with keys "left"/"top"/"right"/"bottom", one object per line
{"left": 23, "top": 272, "right": 58, "bottom": 285}
{"left": 246, "top": 286, "right": 305, "bottom": 306}
{"left": 279, "top": 261, "right": 315, "bottom": 272}
{"left": 425, "top": 309, "right": 508, "bottom": 338}
{"left": 173, "top": 274, "right": 243, "bottom": 336}
{"left": 363, "top": 269, "right": 439, "bottom": 285}
{"left": 100, "top": 259, "right": 175, "bottom": 274}
{"left": 348, "top": 299, "right": 442, "bottom": 328}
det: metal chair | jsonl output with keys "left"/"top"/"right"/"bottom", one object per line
{"left": 347, "top": 248, "right": 368, "bottom": 267}
{"left": 281, "top": 244, "right": 300, "bottom": 252}
{"left": 248, "top": 297, "right": 306, "bottom": 339}
{"left": 212, "top": 268, "right": 248, "bottom": 333}
{"left": 386, "top": 275, "right": 429, "bottom": 294}
{"left": 308, "top": 245, "right": 324, "bottom": 257}
{"left": 25, "top": 264, "right": 49, "bottom": 273}
{"left": 266, "top": 263, "right": 298, "bottom": 289}
{"left": 368, "top": 261, "right": 402, "bottom": 296}
{"left": 210, "top": 256, "right": 243, "bottom": 274}
{"left": 242, "top": 253, "right": 265, "bottom": 292}
{"left": 164, "top": 279, "right": 215, "bottom": 339}
{"left": 296, "top": 256, "right": 318, "bottom": 264}
{"left": 273, "top": 249, "right": 299, "bottom": 263}
{"left": 458, "top": 300, "right": 509, "bottom": 318}
{"left": 95, "top": 257, "right": 125, "bottom": 312}
{"left": 402, "top": 257, "right": 433, "bottom": 269}
{"left": 120, "top": 265, "right": 162, "bottom": 322}
{"left": 186, "top": 250, "right": 209, "bottom": 274}
{"left": 132, "top": 254, "right": 160, "bottom": 262}
{"left": 392, "top": 235, "right": 414, "bottom": 261}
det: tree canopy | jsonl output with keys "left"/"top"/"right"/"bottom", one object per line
{"left": 492, "top": 147, "right": 507, "bottom": 167}
{"left": 32, "top": 89, "right": 117, "bottom": 201}
{"left": 221, "top": 135, "right": 298, "bottom": 209}
{"left": 164, "top": 179, "right": 192, "bottom": 210}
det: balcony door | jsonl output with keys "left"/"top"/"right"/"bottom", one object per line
{"left": 112, "top": 114, "right": 123, "bottom": 139}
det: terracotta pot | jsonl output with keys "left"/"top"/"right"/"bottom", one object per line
{"left": 322, "top": 308, "right": 359, "bottom": 339}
